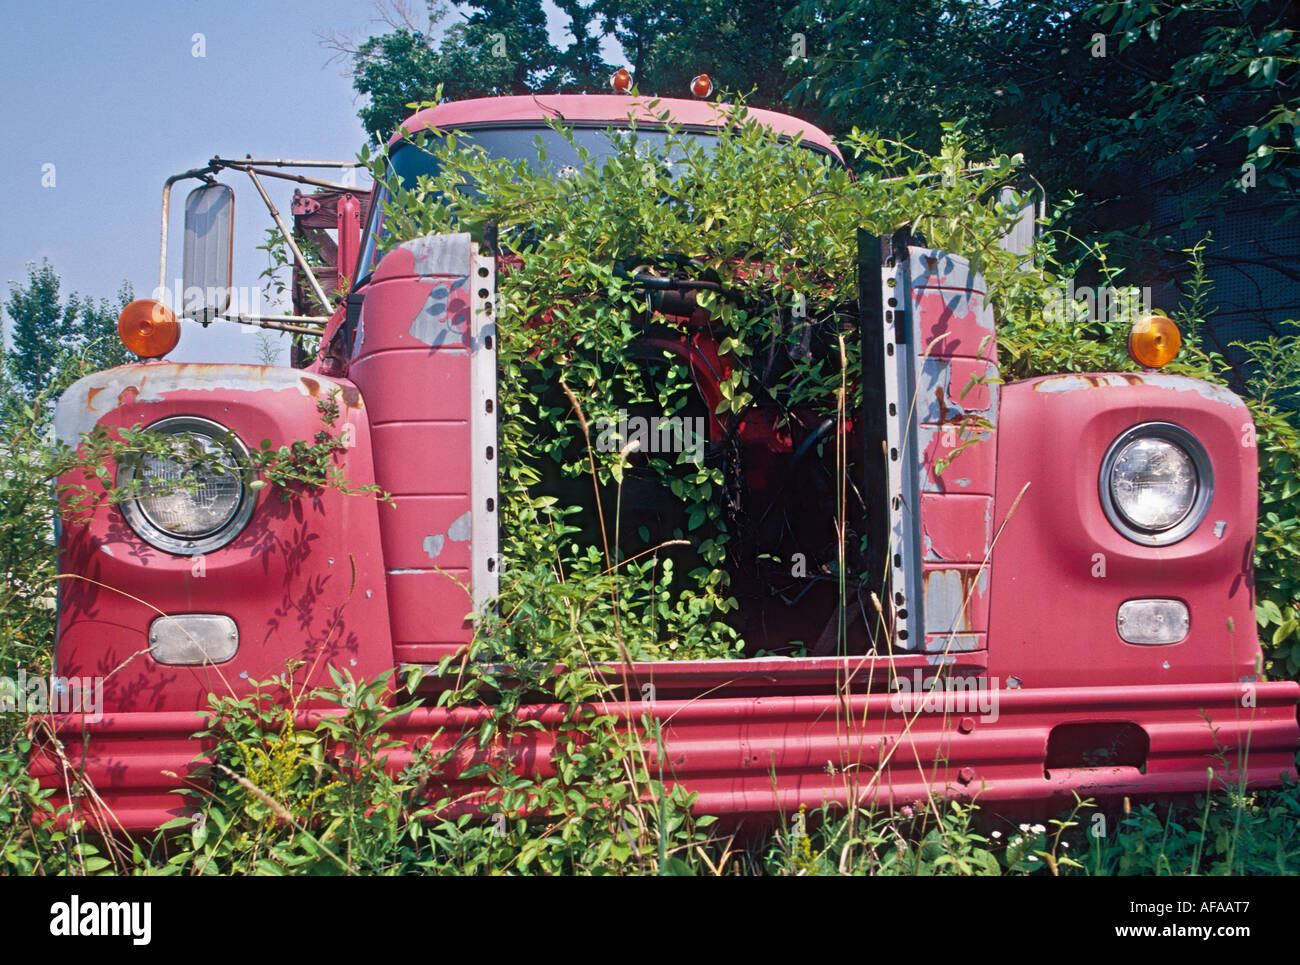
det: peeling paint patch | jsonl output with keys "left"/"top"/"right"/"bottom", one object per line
{"left": 1031, "top": 372, "right": 1247, "bottom": 407}
{"left": 387, "top": 568, "right": 425, "bottom": 575}
{"left": 403, "top": 233, "right": 472, "bottom": 277}
{"left": 422, "top": 534, "right": 445, "bottom": 558}
{"left": 917, "top": 359, "right": 954, "bottom": 424}
{"left": 447, "top": 511, "right": 472, "bottom": 542}
{"left": 1140, "top": 373, "right": 1248, "bottom": 406}
{"left": 99, "top": 544, "right": 115, "bottom": 557}
{"left": 924, "top": 569, "right": 967, "bottom": 633}
{"left": 53, "top": 364, "right": 336, "bottom": 444}
{"left": 409, "top": 280, "right": 470, "bottom": 347}
{"left": 909, "top": 248, "right": 984, "bottom": 294}
{"left": 922, "top": 567, "right": 988, "bottom": 634}
{"left": 924, "top": 633, "right": 982, "bottom": 653}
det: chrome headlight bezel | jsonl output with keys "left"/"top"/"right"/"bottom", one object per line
{"left": 1098, "top": 422, "right": 1213, "bottom": 546}
{"left": 117, "top": 416, "right": 255, "bottom": 556}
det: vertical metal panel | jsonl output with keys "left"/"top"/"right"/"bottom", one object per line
{"left": 469, "top": 244, "right": 500, "bottom": 618}
{"left": 881, "top": 232, "right": 924, "bottom": 649}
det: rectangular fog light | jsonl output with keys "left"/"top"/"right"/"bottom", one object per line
{"left": 149, "top": 614, "right": 238, "bottom": 665}
{"left": 1117, "top": 599, "right": 1189, "bottom": 645}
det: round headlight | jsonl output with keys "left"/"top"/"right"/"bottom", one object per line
{"left": 118, "top": 417, "right": 255, "bottom": 555}
{"left": 1099, "top": 423, "right": 1213, "bottom": 546}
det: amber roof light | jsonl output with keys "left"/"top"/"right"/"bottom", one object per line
{"left": 609, "top": 68, "right": 632, "bottom": 93}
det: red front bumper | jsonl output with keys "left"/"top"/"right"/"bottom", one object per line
{"left": 30, "top": 679, "right": 1299, "bottom": 834}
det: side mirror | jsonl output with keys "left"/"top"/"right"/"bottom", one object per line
{"left": 996, "top": 183, "right": 1044, "bottom": 263}
{"left": 182, "top": 184, "right": 234, "bottom": 325}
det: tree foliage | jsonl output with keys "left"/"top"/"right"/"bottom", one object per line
{"left": 790, "top": 0, "right": 1300, "bottom": 267}
{"left": 346, "top": 0, "right": 807, "bottom": 141}
{"left": 2, "top": 260, "right": 130, "bottom": 407}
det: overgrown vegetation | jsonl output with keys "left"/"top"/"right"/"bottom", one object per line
{"left": 3, "top": 102, "right": 1299, "bottom": 874}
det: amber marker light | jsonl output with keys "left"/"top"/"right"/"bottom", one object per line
{"left": 690, "top": 74, "right": 714, "bottom": 98}
{"left": 1127, "top": 313, "right": 1181, "bottom": 369}
{"left": 610, "top": 68, "right": 632, "bottom": 93}
{"left": 118, "top": 299, "right": 181, "bottom": 358}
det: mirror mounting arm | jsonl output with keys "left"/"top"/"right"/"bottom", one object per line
{"left": 241, "top": 167, "right": 335, "bottom": 316}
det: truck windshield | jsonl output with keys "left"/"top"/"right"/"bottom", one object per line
{"left": 354, "top": 125, "right": 834, "bottom": 283}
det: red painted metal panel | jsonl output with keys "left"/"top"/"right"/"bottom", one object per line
{"left": 919, "top": 425, "right": 996, "bottom": 493}
{"left": 393, "top": 95, "right": 844, "bottom": 161}
{"left": 352, "top": 350, "right": 472, "bottom": 423}
{"left": 908, "top": 248, "right": 1000, "bottom": 655}
{"left": 386, "top": 570, "right": 472, "bottom": 658}
{"left": 349, "top": 235, "right": 487, "bottom": 666}
{"left": 51, "top": 365, "right": 394, "bottom": 713}
{"left": 921, "top": 493, "right": 994, "bottom": 563}
{"left": 369, "top": 423, "right": 472, "bottom": 495}
{"left": 912, "top": 289, "right": 998, "bottom": 360}
{"left": 987, "top": 374, "right": 1262, "bottom": 688}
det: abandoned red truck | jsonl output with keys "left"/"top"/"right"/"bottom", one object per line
{"left": 33, "top": 89, "right": 1300, "bottom": 833}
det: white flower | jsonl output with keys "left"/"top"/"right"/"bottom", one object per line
{"left": 991, "top": 830, "right": 1002, "bottom": 839}
{"left": 1028, "top": 855, "right": 1038, "bottom": 862}
{"left": 1019, "top": 823, "right": 1030, "bottom": 832}
{"left": 1031, "top": 824, "right": 1046, "bottom": 834}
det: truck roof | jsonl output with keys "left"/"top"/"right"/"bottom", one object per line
{"left": 392, "top": 94, "right": 843, "bottom": 161}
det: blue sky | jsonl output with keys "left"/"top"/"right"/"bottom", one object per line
{"left": 0, "top": 0, "right": 589, "bottom": 363}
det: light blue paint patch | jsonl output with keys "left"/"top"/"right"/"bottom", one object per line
{"left": 448, "top": 512, "right": 472, "bottom": 541}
